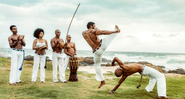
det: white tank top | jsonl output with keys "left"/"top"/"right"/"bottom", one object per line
{"left": 35, "top": 39, "right": 46, "bottom": 47}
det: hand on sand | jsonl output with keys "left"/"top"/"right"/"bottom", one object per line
{"left": 115, "top": 25, "right": 120, "bottom": 33}
{"left": 109, "top": 91, "right": 114, "bottom": 95}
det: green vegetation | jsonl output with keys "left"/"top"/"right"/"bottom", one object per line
{"left": 0, "top": 57, "right": 185, "bottom": 99}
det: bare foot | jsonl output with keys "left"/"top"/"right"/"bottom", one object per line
{"left": 41, "top": 81, "right": 45, "bottom": 83}
{"left": 32, "top": 81, "right": 35, "bottom": 83}
{"left": 11, "top": 83, "right": 16, "bottom": 86}
{"left": 98, "top": 81, "right": 106, "bottom": 88}
{"left": 54, "top": 81, "right": 58, "bottom": 83}
{"left": 158, "top": 96, "right": 169, "bottom": 99}
{"left": 64, "top": 81, "right": 68, "bottom": 83}
{"left": 18, "top": 81, "right": 24, "bottom": 83}
{"left": 115, "top": 25, "right": 120, "bottom": 33}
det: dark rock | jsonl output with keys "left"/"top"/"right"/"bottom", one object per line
{"left": 168, "top": 68, "right": 185, "bottom": 74}
{"left": 105, "top": 63, "right": 111, "bottom": 66}
{"left": 101, "top": 64, "right": 106, "bottom": 66}
{"left": 158, "top": 65, "right": 165, "bottom": 69}
{"left": 79, "top": 63, "right": 86, "bottom": 66}
{"left": 102, "top": 58, "right": 111, "bottom": 62}
{"left": 85, "top": 57, "right": 94, "bottom": 60}
{"left": 84, "top": 57, "right": 111, "bottom": 62}
{"left": 79, "top": 57, "right": 94, "bottom": 66}
{"left": 79, "top": 57, "right": 111, "bottom": 66}
{"left": 46, "top": 56, "right": 52, "bottom": 61}
{"left": 7, "top": 57, "right": 11, "bottom": 60}
{"left": 24, "top": 55, "right": 34, "bottom": 61}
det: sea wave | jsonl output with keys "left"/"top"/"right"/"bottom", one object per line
{"left": 167, "top": 59, "right": 185, "bottom": 64}
{"left": 1, "top": 48, "right": 185, "bottom": 70}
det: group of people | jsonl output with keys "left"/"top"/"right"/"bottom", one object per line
{"left": 8, "top": 22, "right": 168, "bottom": 99}
{"left": 8, "top": 25, "right": 77, "bottom": 85}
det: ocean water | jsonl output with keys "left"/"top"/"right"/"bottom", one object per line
{"left": 1, "top": 48, "right": 185, "bottom": 70}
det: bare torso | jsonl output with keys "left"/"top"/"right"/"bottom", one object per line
{"left": 110, "top": 57, "right": 147, "bottom": 94}
{"left": 51, "top": 37, "right": 64, "bottom": 53}
{"left": 121, "top": 64, "right": 144, "bottom": 76}
{"left": 8, "top": 34, "right": 25, "bottom": 49}
{"left": 64, "top": 42, "right": 76, "bottom": 56}
{"left": 82, "top": 29, "right": 101, "bottom": 51}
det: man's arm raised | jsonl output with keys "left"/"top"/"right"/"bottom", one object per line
{"left": 109, "top": 75, "right": 127, "bottom": 94}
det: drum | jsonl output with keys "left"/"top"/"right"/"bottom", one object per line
{"left": 69, "top": 57, "right": 79, "bottom": 81}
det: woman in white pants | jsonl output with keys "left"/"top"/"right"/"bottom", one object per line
{"left": 32, "top": 28, "right": 48, "bottom": 83}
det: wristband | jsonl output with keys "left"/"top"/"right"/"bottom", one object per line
{"left": 111, "top": 90, "right": 115, "bottom": 93}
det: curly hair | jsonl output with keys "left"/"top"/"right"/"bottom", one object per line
{"left": 33, "top": 28, "right": 44, "bottom": 38}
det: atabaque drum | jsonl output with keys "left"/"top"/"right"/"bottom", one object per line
{"left": 69, "top": 57, "right": 79, "bottom": 81}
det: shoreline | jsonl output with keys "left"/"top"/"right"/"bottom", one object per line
{"left": 1, "top": 54, "right": 185, "bottom": 75}
{"left": 77, "top": 66, "right": 184, "bottom": 78}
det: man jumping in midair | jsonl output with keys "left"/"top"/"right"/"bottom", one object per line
{"left": 82, "top": 22, "right": 120, "bottom": 88}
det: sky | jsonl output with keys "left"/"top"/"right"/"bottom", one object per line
{"left": 0, "top": 0, "right": 185, "bottom": 53}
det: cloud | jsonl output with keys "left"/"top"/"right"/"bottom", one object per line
{"left": 0, "top": 0, "right": 185, "bottom": 53}
{"left": 0, "top": 0, "right": 42, "bottom": 6}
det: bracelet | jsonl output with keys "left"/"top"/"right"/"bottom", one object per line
{"left": 111, "top": 90, "right": 115, "bottom": 93}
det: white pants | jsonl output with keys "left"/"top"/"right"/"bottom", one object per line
{"left": 10, "top": 49, "right": 24, "bottom": 84}
{"left": 94, "top": 33, "right": 118, "bottom": 81}
{"left": 32, "top": 53, "right": 46, "bottom": 82}
{"left": 64, "top": 55, "right": 70, "bottom": 71}
{"left": 52, "top": 52, "right": 66, "bottom": 82}
{"left": 142, "top": 66, "right": 166, "bottom": 97}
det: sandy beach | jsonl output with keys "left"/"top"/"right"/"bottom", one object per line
{"left": 77, "top": 66, "right": 184, "bottom": 78}
{"left": 78, "top": 66, "right": 119, "bottom": 74}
